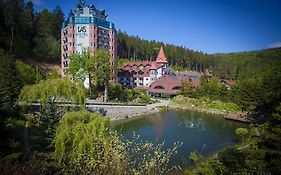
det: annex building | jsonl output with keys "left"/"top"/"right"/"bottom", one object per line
{"left": 118, "top": 46, "right": 208, "bottom": 97}
{"left": 118, "top": 46, "right": 168, "bottom": 87}
{"left": 61, "top": 0, "right": 117, "bottom": 77}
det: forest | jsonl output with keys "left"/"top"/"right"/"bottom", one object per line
{"left": 0, "top": 0, "right": 281, "bottom": 174}
{"left": 117, "top": 30, "right": 281, "bottom": 80}
{"left": 0, "top": 0, "right": 63, "bottom": 63}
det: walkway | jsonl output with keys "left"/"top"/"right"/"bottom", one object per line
{"left": 87, "top": 99, "right": 171, "bottom": 120}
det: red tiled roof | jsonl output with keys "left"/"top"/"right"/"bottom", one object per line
{"left": 122, "top": 61, "right": 164, "bottom": 77}
{"left": 150, "top": 62, "right": 163, "bottom": 69}
{"left": 121, "top": 67, "right": 150, "bottom": 77}
{"left": 124, "top": 61, "right": 154, "bottom": 67}
{"left": 156, "top": 46, "right": 168, "bottom": 63}
{"left": 148, "top": 75, "right": 200, "bottom": 95}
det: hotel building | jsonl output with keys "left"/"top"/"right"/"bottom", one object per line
{"left": 61, "top": 0, "right": 117, "bottom": 78}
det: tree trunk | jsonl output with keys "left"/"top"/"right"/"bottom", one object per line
{"left": 88, "top": 73, "right": 92, "bottom": 98}
{"left": 104, "top": 81, "right": 108, "bottom": 102}
{"left": 10, "top": 27, "right": 14, "bottom": 53}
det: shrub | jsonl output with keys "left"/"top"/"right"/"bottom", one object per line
{"left": 54, "top": 111, "right": 180, "bottom": 175}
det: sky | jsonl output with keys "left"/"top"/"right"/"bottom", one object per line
{"left": 31, "top": 0, "right": 281, "bottom": 54}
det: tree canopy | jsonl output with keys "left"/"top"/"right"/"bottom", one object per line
{"left": 0, "top": 0, "right": 64, "bottom": 62}
{"left": 68, "top": 49, "right": 111, "bottom": 101}
{"left": 18, "top": 78, "right": 86, "bottom": 105}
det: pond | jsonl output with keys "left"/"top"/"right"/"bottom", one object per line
{"left": 113, "top": 109, "right": 247, "bottom": 167}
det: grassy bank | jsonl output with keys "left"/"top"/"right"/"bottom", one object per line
{"left": 171, "top": 96, "right": 242, "bottom": 113}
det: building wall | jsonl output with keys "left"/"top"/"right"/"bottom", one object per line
{"left": 143, "top": 77, "right": 150, "bottom": 86}
{"left": 118, "top": 66, "right": 165, "bottom": 87}
{"left": 61, "top": 3, "right": 117, "bottom": 81}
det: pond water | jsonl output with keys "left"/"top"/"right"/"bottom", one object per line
{"left": 114, "top": 109, "right": 247, "bottom": 167}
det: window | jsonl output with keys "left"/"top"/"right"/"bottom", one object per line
{"left": 146, "top": 78, "right": 149, "bottom": 81}
{"left": 139, "top": 77, "right": 143, "bottom": 81}
{"left": 154, "top": 86, "right": 165, "bottom": 89}
{"left": 172, "top": 86, "right": 181, "bottom": 90}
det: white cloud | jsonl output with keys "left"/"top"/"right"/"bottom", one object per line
{"left": 268, "top": 42, "right": 281, "bottom": 48}
{"left": 31, "top": 0, "right": 44, "bottom": 6}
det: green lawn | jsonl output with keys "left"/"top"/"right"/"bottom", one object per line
{"left": 172, "top": 96, "right": 242, "bottom": 112}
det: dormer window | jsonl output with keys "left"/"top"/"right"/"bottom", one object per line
{"left": 154, "top": 86, "right": 165, "bottom": 89}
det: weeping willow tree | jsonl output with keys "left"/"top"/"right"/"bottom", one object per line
{"left": 18, "top": 78, "right": 86, "bottom": 136}
{"left": 54, "top": 111, "right": 129, "bottom": 175}
{"left": 18, "top": 78, "right": 86, "bottom": 105}
{"left": 54, "top": 111, "right": 182, "bottom": 175}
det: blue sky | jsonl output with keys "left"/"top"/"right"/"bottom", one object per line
{"left": 32, "top": 0, "right": 281, "bottom": 54}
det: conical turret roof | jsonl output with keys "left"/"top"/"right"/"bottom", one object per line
{"left": 156, "top": 46, "right": 168, "bottom": 63}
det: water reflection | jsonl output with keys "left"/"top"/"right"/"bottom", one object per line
{"left": 114, "top": 109, "right": 247, "bottom": 167}
{"left": 178, "top": 116, "right": 206, "bottom": 131}
{"left": 147, "top": 112, "right": 166, "bottom": 137}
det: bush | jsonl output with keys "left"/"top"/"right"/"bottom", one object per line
{"left": 108, "top": 83, "right": 127, "bottom": 102}
{"left": 54, "top": 111, "right": 180, "bottom": 174}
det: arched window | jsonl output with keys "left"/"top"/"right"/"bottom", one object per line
{"left": 154, "top": 85, "right": 165, "bottom": 89}
{"left": 172, "top": 86, "right": 181, "bottom": 90}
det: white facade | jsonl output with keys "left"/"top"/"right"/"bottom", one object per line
{"left": 75, "top": 24, "right": 90, "bottom": 53}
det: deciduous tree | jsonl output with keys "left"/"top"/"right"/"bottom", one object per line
{"left": 235, "top": 128, "right": 248, "bottom": 143}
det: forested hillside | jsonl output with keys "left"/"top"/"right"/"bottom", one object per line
{"left": 117, "top": 30, "right": 281, "bottom": 80}
{"left": 0, "top": 0, "right": 63, "bottom": 62}
{"left": 1, "top": 0, "right": 280, "bottom": 81}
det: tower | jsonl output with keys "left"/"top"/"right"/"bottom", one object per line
{"left": 61, "top": 1, "right": 117, "bottom": 79}
{"left": 156, "top": 46, "right": 168, "bottom": 68}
